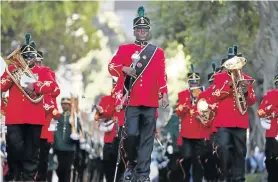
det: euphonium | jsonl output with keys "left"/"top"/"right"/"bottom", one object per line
{"left": 222, "top": 56, "right": 255, "bottom": 115}
{"left": 70, "top": 96, "right": 80, "bottom": 140}
{"left": 4, "top": 48, "right": 43, "bottom": 103}
{"left": 196, "top": 98, "right": 216, "bottom": 126}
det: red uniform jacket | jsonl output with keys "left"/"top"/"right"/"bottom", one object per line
{"left": 98, "top": 95, "right": 117, "bottom": 143}
{"left": 257, "top": 89, "right": 278, "bottom": 138}
{"left": 40, "top": 70, "right": 60, "bottom": 142}
{"left": 176, "top": 89, "right": 204, "bottom": 139}
{"left": 98, "top": 95, "right": 115, "bottom": 120}
{"left": 111, "top": 59, "right": 159, "bottom": 118}
{"left": 41, "top": 97, "right": 60, "bottom": 143}
{"left": 1, "top": 65, "right": 57, "bottom": 125}
{"left": 108, "top": 43, "right": 168, "bottom": 107}
{"left": 211, "top": 72, "right": 256, "bottom": 129}
{"left": 195, "top": 86, "right": 218, "bottom": 139}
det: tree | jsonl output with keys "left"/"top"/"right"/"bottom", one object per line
{"left": 149, "top": 1, "right": 272, "bottom": 149}
{"left": 1, "top": 1, "right": 100, "bottom": 70}
{"left": 150, "top": 1, "right": 259, "bottom": 73}
{"left": 248, "top": 1, "right": 278, "bottom": 150}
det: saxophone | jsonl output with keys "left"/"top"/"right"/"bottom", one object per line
{"left": 4, "top": 48, "right": 43, "bottom": 103}
{"left": 222, "top": 56, "right": 255, "bottom": 115}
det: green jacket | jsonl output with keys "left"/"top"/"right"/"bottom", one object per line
{"left": 164, "top": 113, "right": 180, "bottom": 151}
{"left": 54, "top": 111, "right": 81, "bottom": 151}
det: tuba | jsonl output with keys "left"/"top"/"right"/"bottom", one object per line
{"left": 4, "top": 48, "right": 43, "bottom": 103}
{"left": 222, "top": 56, "right": 255, "bottom": 115}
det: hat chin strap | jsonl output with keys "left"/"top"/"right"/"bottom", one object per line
{"left": 135, "top": 40, "right": 148, "bottom": 46}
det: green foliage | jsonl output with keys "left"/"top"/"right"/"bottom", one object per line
{"left": 1, "top": 1, "right": 100, "bottom": 70}
{"left": 150, "top": 1, "right": 259, "bottom": 77}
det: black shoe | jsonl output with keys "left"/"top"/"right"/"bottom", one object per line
{"left": 132, "top": 175, "right": 151, "bottom": 182}
{"left": 123, "top": 168, "right": 134, "bottom": 182}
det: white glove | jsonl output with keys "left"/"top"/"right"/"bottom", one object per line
{"left": 20, "top": 74, "right": 36, "bottom": 88}
{"left": 260, "top": 118, "right": 271, "bottom": 130}
{"left": 167, "top": 145, "right": 174, "bottom": 155}
{"left": 99, "top": 120, "right": 114, "bottom": 132}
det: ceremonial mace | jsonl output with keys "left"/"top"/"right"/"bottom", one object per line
{"left": 113, "top": 51, "right": 140, "bottom": 182}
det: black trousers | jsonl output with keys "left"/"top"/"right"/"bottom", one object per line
{"left": 200, "top": 133, "right": 220, "bottom": 181}
{"left": 103, "top": 140, "right": 125, "bottom": 182}
{"left": 87, "top": 157, "right": 104, "bottom": 182}
{"left": 36, "top": 139, "right": 51, "bottom": 181}
{"left": 124, "top": 106, "right": 157, "bottom": 177}
{"left": 6, "top": 124, "right": 42, "bottom": 181}
{"left": 73, "top": 148, "right": 87, "bottom": 182}
{"left": 217, "top": 127, "right": 246, "bottom": 182}
{"left": 5, "top": 145, "right": 21, "bottom": 181}
{"left": 55, "top": 150, "right": 75, "bottom": 182}
{"left": 181, "top": 138, "right": 205, "bottom": 182}
{"left": 265, "top": 137, "right": 278, "bottom": 182}
{"left": 47, "top": 171, "right": 53, "bottom": 182}
{"left": 165, "top": 151, "right": 184, "bottom": 182}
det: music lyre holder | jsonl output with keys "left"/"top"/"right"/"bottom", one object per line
{"left": 113, "top": 76, "right": 134, "bottom": 182}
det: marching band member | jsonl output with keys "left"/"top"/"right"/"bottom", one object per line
{"left": 53, "top": 97, "right": 81, "bottom": 182}
{"left": 108, "top": 6, "right": 168, "bottom": 182}
{"left": 257, "top": 74, "right": 278, "bottom": 182}
{"left": 35, "top": 50, "right": 61, "bottom": 181}
{"left": 94, "top": 78, "right": 125, "bottom": 182}
{"left": 1, "top": 33, "right": 57, "bottom": 181}
{"left": 195, "top": 62, "right": 220, "bottom": 182}
{"left": 211, "top": 47, "right": 256, "bottom": 181}
{"left": 163, "top": 111, "right": 185, "bottom": 182}
{"left": 175, "top": 64, "right": 206, "bottom": 182}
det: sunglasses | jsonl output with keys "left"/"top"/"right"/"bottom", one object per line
{"left": 189, "top": 80, "right": 200, "bottom": 84}
{"left": 22, "top": 53, "right": 37, "bottom": 60}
